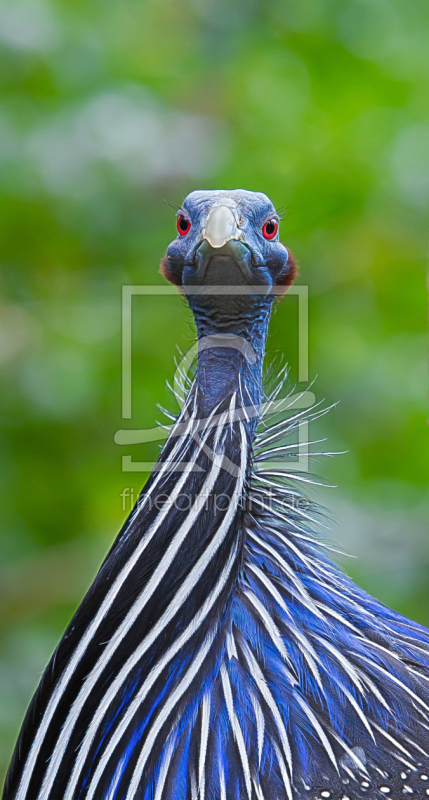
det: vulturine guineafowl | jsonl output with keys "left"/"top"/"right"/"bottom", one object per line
{"left": 4, "top": 189, "right": 429, "bottom": 800}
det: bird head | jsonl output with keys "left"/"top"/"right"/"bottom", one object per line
{"left": 161, "top": 189, "right": 296, "bottom": 293}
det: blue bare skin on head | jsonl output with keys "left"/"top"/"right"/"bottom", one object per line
{"left": 161, "top": 188, "right": 296, "bottom": 292}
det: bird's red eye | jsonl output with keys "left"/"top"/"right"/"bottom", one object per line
{"left": 262, "top": 219, "right": 278, "bottom": 239}
{"left": 177, "top": 215, "right": 191, "bottom": 236}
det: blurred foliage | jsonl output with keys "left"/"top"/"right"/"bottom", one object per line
{"left": 0, "top": 0, "right": 428, "bottom": 782}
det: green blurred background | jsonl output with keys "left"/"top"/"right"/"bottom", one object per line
{"left": 0, "top": 0, "right": 428, "bottom": 782}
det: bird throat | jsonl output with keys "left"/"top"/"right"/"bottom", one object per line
{"left": 184, "top": 254, "right": 274, "bottom": 423}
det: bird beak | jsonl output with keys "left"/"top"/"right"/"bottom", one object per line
{"left": 194, "top": 203, "right": 260, "bottom": 282}
{"left": 202, "top": 205, "right": 239, "bottom": 249}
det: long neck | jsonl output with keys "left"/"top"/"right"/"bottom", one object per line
{"left": 189, "top": 291, "right": 274, "bottom": 431}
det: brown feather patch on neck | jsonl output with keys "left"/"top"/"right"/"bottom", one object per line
{"left": 275, "top": 247, "right": 298, "bottom": 294}
{"left": 160, "top": 253, "right": 183, "bottom": 287}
